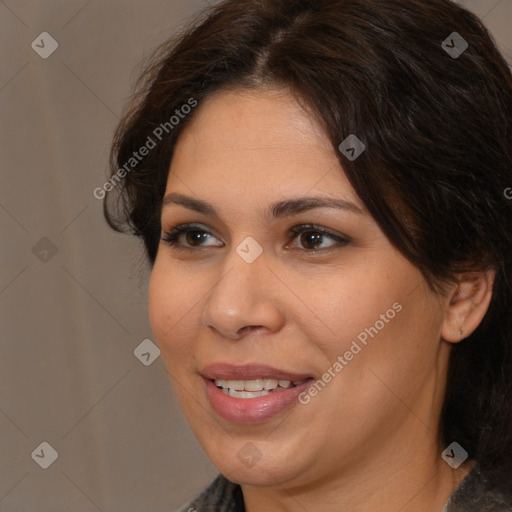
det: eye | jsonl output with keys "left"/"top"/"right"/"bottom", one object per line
{"left": 288, "top": 224, "right": 349, "bottom": 251}
{"left": 160, "top": 223, "right": 349, "bottom": 252}
{"left": 161, "top": 223, "right": 223, "bottom": 250}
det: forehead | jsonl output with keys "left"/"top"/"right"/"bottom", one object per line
{"left": 185, "top": 86, "right": 327, "bottom": 138}
{"left": 167, "top": 88, "right": 363, "bottom": 209}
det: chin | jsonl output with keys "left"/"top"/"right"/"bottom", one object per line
{"left": 201, "top": 435, "right": 312, "bottom": 487}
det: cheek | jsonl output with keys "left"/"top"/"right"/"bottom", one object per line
{"left": 148, "top": 260, "right": 199, "bottom": 363}
{"left": 148, "top": 262, "right": 171, "bottom": 338}
{"left": 304, "top": 271, "right": 396, "bottom": 358}
{"left": 312, "top": 265, "right": 436, "bottom": 379}
{"left": 336, "top": 283, "right": 443, "bottom": 398}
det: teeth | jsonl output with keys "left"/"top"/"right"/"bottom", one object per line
{"left": 214, "top": 378, "right": 297, "bottom": 396}
{"left": 230, "top": 380, "right": 245, "bottom": 391}
{"left": 263, "top": 378, "right": 278, "bottom": 390}
{"left": 216, "top": 378, "right": 228, "bottom": 389}
{"left": 227, "top": 389, "right": 271, "bottom": 398}
{"left": 243, "top": 379, "right": 263, "bottom": 391}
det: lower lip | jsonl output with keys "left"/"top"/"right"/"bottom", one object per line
{"left": 204, "top": 378, "right": 313, "bottom": 424}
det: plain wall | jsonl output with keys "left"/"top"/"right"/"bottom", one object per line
{"left": 1, "top": 0, "right": 511, "bottom": 510}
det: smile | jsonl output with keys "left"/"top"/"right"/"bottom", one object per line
{"left": 201, "top": 364, "right": 314, "bottom": 423}
{"left": 214, "top": 378, "right": 307, "bottom": 398}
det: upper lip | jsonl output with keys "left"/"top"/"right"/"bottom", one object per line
{"left": 201, "top": 363, "right": 313, "bottom": 382}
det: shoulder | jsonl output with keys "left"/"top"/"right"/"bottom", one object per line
{"left": 444, "top": 463, "right": 512, "bottom": 512}
{"left": 177, "top": 474, "right": 244, "bottom": 512}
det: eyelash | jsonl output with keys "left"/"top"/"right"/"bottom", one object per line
{"left": 161, "top": 223, "right": 350, "bottom": 253}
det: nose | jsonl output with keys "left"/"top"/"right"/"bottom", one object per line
{"left": 200, "top": 245, "right": 285, "bottom": 340}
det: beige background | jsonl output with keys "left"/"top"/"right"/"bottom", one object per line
{"left": 1, "top": 1, "right": 511, "bottom": 511}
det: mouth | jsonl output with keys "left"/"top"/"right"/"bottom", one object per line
{"left": 201, "top": 363, "right": 315, "bottom": 423}
{"left": 213, "top": 378, "right": 308, "bottom": 399}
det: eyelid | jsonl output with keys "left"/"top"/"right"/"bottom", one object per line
{"left": 161, "top": 222, "right": 223, "bottom": 248}
{"left": 287, "top": 224, "right": 349, "bottom": 250}
{"left": 160, "top": 222, "right": 350, "bottom": 251}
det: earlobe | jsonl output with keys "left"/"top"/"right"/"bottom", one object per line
{"left": 441, "top": 269, "right": 495, "bottom": 344}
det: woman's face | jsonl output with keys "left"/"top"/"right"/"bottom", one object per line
{"left": 148, "top": 88, "right": 452, "bottom": 487}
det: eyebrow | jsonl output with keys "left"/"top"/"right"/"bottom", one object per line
{"left": 161, "top": 192, "right": 365, "bottom": 219}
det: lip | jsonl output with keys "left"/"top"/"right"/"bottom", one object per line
{"left": 201, "top": 363, "right": 313, "bottom": 382}
{"left": 201, "top": 363, "right": 314, "bottom": 424}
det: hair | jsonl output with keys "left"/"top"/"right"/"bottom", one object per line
{"left": 104, "top": 0, "right": 512, "bottom": 487}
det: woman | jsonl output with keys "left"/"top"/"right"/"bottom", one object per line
{"left": 103, "top": 0, "right": 512, "bottom": 510}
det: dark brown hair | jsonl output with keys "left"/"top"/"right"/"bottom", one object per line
{"left": 104, "top": 0, "right": 512, "bottom": 485}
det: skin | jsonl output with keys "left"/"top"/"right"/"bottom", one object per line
{"left": 148, "top": 87, "right": 494, "bottom": 512}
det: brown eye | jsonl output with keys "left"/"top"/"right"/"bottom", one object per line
{"left": 161, "top": 224, "right": 223, "bottom": 250}
{"left": 184, "top": 230, "right": 210, "bottom": 246}
{"left": 289, "top": 224, "right": 350, "bottom": 251}
{"left": 300, "top": 231, "right": 324, "bottom": 250}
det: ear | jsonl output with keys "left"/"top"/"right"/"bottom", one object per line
{"left": 441, "top": 269, "right": 495, "bottom": 343}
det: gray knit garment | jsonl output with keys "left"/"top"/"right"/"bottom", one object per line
{"left": 179, "top": 463, "right": 512, "bottom": 511}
